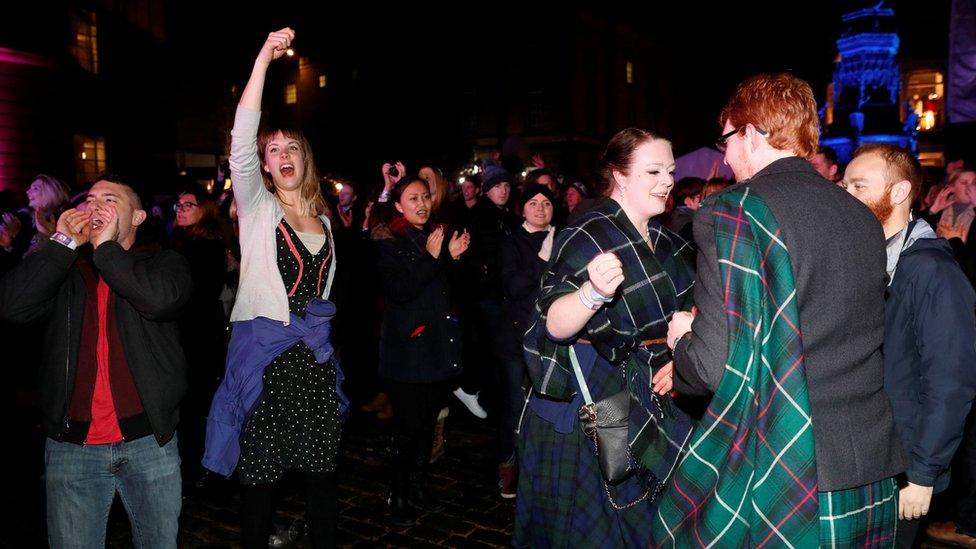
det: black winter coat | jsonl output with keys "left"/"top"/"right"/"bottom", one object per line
{"left": 498, "top": 225, "right": 548, "bottom": 338}
{"left": 376, "top": 220, "right": 462, "bottom": 383}
{"left": 464, "top": 200, "right": 516, "bottom": 301}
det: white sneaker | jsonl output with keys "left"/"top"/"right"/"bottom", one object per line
{"left": 453, "top": 388, "right": 487, "bottom": 419}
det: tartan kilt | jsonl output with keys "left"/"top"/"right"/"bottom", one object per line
{"left": 513, "top": 406, "right": 658, "bottom": 549}
{"left": 819, "top": 477, "right": 898, "bottom": 547}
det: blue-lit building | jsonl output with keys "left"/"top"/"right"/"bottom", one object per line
{"left": 820, "top": 2, "right": 947, "bottom": 167}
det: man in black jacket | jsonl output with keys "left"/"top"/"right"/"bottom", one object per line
{"left": 843, "top": 144, "right": 976, "bottom": 548}
{"left": 0, "top": 175, "right": 192, "bottom": 549}
{"left": 463, "top": 163, "right": 523, "bottom": 496}
{"left": 667, "top": 73, "right": 906, "bottom": 543}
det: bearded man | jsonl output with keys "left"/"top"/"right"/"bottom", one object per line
{"left": 844, "top": 143, "right": 976, "bottom": 548}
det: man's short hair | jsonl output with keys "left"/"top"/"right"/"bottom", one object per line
{"left": 93, "top": 172, "right": 143, "bottom": 210}
{"left": 852, "top": 143, "right": 922, "bottom": 200}
{"left": 673, "top": 177, "right": 706, "bottom": 202}
{"left": 719, "top": 73, "right": 819, "bottom": 158}
{"left": 525, "top": 168, "right": 554, "bottom": 186}
{"left": 817, "top": 146, "right": 838, "bottom": 166}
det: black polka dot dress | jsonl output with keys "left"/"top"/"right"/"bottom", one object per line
{"left": 239, "top": 219, "right": 340, "bottom": 485}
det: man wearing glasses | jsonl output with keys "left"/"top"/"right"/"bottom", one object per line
{"left": 656, "top": 73, "right": 905, "bottom": 546}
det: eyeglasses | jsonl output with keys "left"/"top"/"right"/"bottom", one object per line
{"left": 173, "top": 202, "right": 198, "bottom": 212}
{"left": 715, "top": 126, "right": 768, "bottom": 152}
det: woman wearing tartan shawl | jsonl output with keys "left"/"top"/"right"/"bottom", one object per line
{"left": 514, "top": 129, "right": 697, "bottom": 548}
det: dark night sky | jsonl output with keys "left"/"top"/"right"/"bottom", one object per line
{"left": 166, "top": 1, "right": 949, "bottom": 160}
{"left": 0, "top": 1, "right": 945, "bottom": 185}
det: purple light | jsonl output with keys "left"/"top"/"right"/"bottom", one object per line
{"left": 0, "top": 48, "right": 55, "bottom": 192}
{"left": 0, "top": 47, "right": 55, "bottom": 68}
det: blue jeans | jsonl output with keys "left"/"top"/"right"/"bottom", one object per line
{"left": 45, "top": 433, "right": 182, "bottom": 549}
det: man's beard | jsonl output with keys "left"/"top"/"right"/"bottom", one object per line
{"left": 867, "top": 186, "right": 894, "bottom": 225}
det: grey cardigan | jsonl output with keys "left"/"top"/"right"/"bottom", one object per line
{"left": 228, "top": 106, "right": 336, "bottom": 324}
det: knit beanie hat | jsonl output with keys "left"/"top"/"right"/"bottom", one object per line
{"left": 481, "top": 164, "right": 512, "bottom": 194}
{"left": 567, "top": 180, "right": 589, "bottom": 198}
{"left": 520, "top": 183, "right": 556, "bottom": 209}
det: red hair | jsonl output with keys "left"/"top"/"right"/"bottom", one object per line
{"left": 719, "top": 73, "right": 819, "bottom": 158}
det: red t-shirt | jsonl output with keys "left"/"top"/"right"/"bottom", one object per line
{"left": 85, "top": 278, "right": 124, "bottom": 444}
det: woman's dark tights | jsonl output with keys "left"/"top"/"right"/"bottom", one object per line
{"left": 241, "top": 472, "right": 337, "bottom": 549}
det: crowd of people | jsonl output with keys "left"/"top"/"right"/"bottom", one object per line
{"left": 1, "top": 27, "right": 976, "bottom": 548}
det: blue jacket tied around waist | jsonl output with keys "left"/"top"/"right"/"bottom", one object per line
{"left": 202, "top": 298, "right": 348, "bottom": 477}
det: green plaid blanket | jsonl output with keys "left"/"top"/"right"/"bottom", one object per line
{"left": 652, "top": 186, "right": 819, "bottom": 547}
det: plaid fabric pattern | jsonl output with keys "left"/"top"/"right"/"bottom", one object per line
{"left": 819, "top": 477, "right": 898, "bottom": 548}
{"left": 513, "top": 402, "right": 658, "bottom": 548}
{"left": 524, "top": 199, "right": 696, "bottom": 479}
{"left": 516, "top": 199, "right": 697, "bottom": 546}
{"left": 524, "top": 199, "right": 696, "bottom": 402}
{"left": 653, "top": 187, "right": 820, "bottom": 548}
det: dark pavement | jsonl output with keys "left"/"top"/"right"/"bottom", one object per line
{"left": 0, "top": 399, "right": 968, "bottom": 548}
{"left": 2, "top": 401, "right": 515, "bottom": 548}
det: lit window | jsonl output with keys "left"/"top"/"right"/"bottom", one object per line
{"left": 70, "top": 10, "right": 99, "bottom": 74}
{"left": 285, "top": 84, "right": 297, "bottom": 105}
{"left": 825, "top": 83, "right": 834, "bottom": 125}
{"left": 319, "top": 74, "right": 327, "bottom": 88}
{"left": 625, "top": 61, "right": 633, "bottom": 84}
{"left": 903, "top": 70, "right": 944, "bottom": 132}
{"left": 74, "top": 135, "right": 106, "bottom": 184}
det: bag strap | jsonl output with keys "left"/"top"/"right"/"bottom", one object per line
{"left": 568, "top": 344, "right": 594, "bottom": 406}
{"left": 572, "top": 344, "right": 652, "bottom": 510}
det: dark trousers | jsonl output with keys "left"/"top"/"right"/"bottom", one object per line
{"left": 896, "top": 518, "right": 921, "bottom": 548}
{"left": 388, "top": 380, "right": 449, "bottom": 459}
{"left": 241, "top": 472, "right": 337, "bottom": 549}
{"left": 498, "top": 352, "right": 528, "bottom": 463}
{"left": 458, "top": 299, "right": 487, "bottom": 395}
{"left": 472, "top": 299, "right": 527, "bottom": 462}
{"left": 954, "top": 408, "right": 976, "bottom": 536}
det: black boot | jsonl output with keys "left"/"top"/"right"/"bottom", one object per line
{"left": 389, "top": 485, "right": 416, "bottom": 527}
{"left": 407, "top": 470, "right": 445, "bottom": 513}
{"left": 408, "top": 440, "right": 445, "bottom": 513}
{"left": 389, "top": 441, "right": 416, "bottom": 527}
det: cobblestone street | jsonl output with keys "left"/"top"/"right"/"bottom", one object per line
{"left": 0, "top": 402, "right": 967, "bottom": 548}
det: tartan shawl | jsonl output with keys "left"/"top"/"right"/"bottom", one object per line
{"left": 652, "top": 186, "right": 819, "bottom": 548}
{"left": 523, "top": 199, "right": 696, "bottom": 402}
{"left": 523, "top": 199, "right": 697, "bottom": 486}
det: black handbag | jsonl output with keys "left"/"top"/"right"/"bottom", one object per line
{"left": 569, "top": 345, "right": 689, "bottom": 509}
{"left": 577, "top": 389, "right": 636, "bottom": 485}
{"left": 568, "top": 345, "right": 654, "bottom": 511}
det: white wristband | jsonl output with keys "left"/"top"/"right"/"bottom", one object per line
{"left": 588, "top": 283, "right": 613, "bottom": 303}
{"left": 50, "top": 232, "right": 78, "bottom": 250}
{"left": 578, "top": 287, "right": 601, "bottom": 311}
